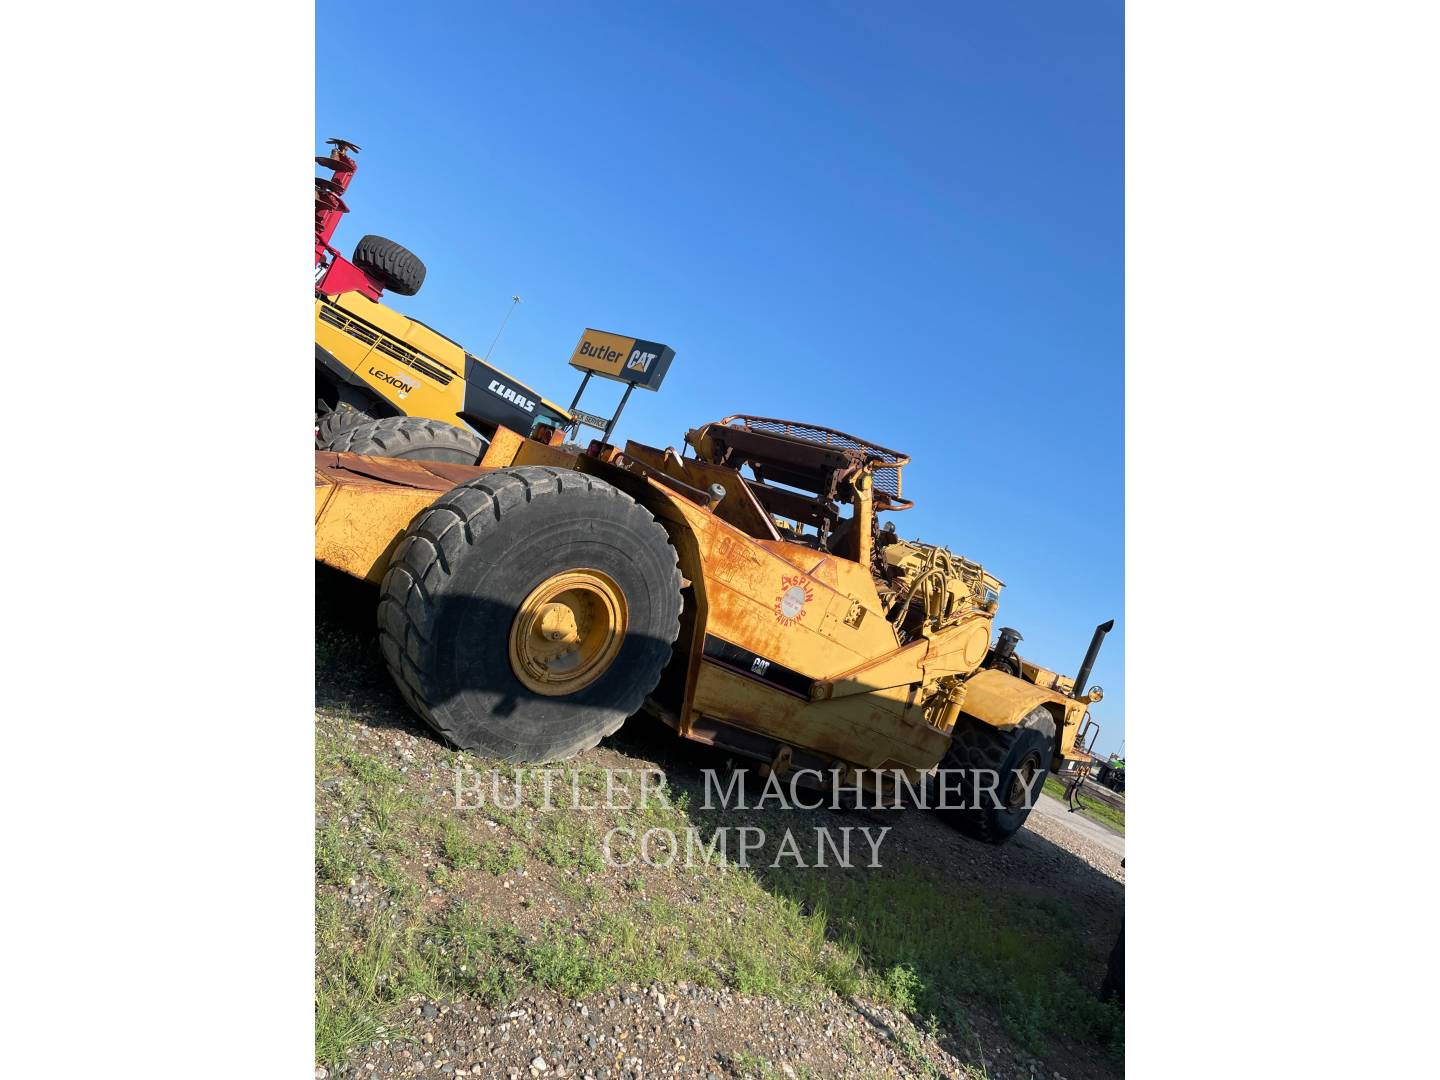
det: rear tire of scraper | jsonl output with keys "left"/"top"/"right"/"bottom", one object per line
{"left": 932, "top": 705, "right": 1055, "bottom": 845}
{"left": 324, "top": 416, "right": 488, "bottom": 464}
{"left": 376, "top": 466, "right": 684, "bottom": 761}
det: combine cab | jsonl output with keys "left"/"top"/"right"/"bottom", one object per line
{"left": 315, "top": 415, "right": 1111, "bottom": 843}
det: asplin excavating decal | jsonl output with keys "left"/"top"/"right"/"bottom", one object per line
{"left": 773, "top": 575, "right": 815, "bottom": 627}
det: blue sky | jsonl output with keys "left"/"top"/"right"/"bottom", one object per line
{"left": 318, "top": 0, "right": 1125, "bottom": 756}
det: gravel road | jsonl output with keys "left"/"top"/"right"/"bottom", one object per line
{"left": 1028, "top": 793, "right": 1126, "bottom": 865}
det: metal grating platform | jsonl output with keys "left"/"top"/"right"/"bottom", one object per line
{"left": 722, "top": 415, "right": 909, "bottom": 497}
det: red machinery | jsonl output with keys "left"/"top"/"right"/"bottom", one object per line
{"left": 314, "top": 138, "right": 387, "bottom": 300}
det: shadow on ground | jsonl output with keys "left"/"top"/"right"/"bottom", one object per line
{"left": 316, "top": 566, "right": 1124, "bottom": 1077}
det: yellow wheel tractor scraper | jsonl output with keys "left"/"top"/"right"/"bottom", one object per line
{"left": 315, "top": 414, "right": 1112, "bottom": 844}
{"left": 314, "top": 139, "right": 575, "bottom": 463}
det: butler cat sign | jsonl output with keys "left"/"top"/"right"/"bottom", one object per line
{"left": 568, "top": 329, "right": 676, "bottom": 391}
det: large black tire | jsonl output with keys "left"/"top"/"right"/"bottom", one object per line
{"left": 352, "top": 234, "right": 426, "bottom": 296}
{"left": 324, "top": 416, "right": 487, "bottom": 464}
{"left": 934, "top": 705, "right": 1056, "bottom": 845}
{"left": 377, "top": 466, "right": 683, "bottom": 760}
{"left": 315, "top": 402, "right": 374, "bottom": 447}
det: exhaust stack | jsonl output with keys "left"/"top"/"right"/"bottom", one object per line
{"left": 1073, "top": 619, "right": 1115, "bottom": 699}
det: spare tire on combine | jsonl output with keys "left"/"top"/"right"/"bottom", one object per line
{"left": 934, "top": 705, "right": 1056, "bottom": 844}
{"left": 323, "top": 416, "right": 487, "bottom": 464}
{"left": 352, "top": 234, "right": 426, "bottom": 296}
{"left": 377, "top": 466, "right": 684, "bottom": 761}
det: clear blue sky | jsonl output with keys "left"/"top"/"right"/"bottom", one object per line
{"left": 318, "top": 0, "right": 1125, "bottom": 756}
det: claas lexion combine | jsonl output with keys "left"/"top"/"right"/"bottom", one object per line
{"left": 314, "top": 139, "right": 575, "bottom": 460}
{"left": 316, "top": 414, "right": 1111, "bottom": 843}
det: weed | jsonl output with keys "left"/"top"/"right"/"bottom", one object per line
{"left": 479, "top": 840, "right": 528, "bottom": 876}
{"left": 440, "top": 820, "right": 482, "bottom": 870}
{"left": 316, "top": 823, "right": 357, "bottom": 887}
{"left": 879, "top": 963, "right": 922, "bottom": 1012}
{"left": 1041, "top": 777, "right": 1125, "bottom": 833}
{"left": 894, "top": 1022, "right": 943, "bottom": 1079}
{"left": 536, "top": 814, "right": 604, "bottom": 872}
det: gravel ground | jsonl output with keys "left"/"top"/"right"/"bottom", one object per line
{"left": 324, "top": 985, "right": 997, "bottom": 1079}
{"left": 318, "top": 980, "right": 1111, "bottom": 1080}
{"left": 1021, "top": 808, "right": 1126, "bottom": 885}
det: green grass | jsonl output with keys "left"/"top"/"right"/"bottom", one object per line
{"left": 315, "top": 719, "right": 1122, "bottom": 1071}
{"left": 317, "top": 745, "right": 864, "bottom": 1064}
{"left": 1042, "top": 776, "right": 1125, "bottom": 834}
{"left": 535, "top": 813, "right": 606, "bottom": 873}
{"left": 764, "top": 862, "right": 1123, "bottom": 1057}
{"left": 314, "top": 893, "right": 441, "bottom": 1065}
{"left": 479, "top": 839, "right": 529, "bottom": 875}
{"left": 440, "top": 819, "right": 480, "bottom": 869}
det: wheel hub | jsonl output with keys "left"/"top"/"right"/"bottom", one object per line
{"left": 508, "top": 569, "right": 628, "bottom": 696}
{"left": 536, "top": 602, "right": 579, "bottom": 645}
{"left": 1007, "top": 750, "right": 1043, "bottom": 810}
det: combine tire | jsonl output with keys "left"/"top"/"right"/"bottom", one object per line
{"left": 934, "top": 705, "right": 1056, "bottom": 845}
{"left": 315, "top": 402, "right": 373, "bottom": 446}
{"left": 377, "top": 466, "right": 684, "bottom": 760}
{"left": 324, "top": 416, "right": 487, "bottom": 464}
{"left": 352, "top": 234, "right": 426, "bottom": 296}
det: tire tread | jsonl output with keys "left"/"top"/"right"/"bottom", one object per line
{"left": 352, "top": 234, "right": 427, "bottom": 295}
{"left": 937, "top": 704, "right": 1056, "bottom": 845}
{"left": 324, "top": 416, "right": 487, "bottom": 464}
{"left": 377, "top": 465, "right": 682, "bottom": 759}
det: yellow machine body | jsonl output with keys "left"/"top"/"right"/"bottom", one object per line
{"left": 315, "top": 415, "right": 1101, "bottom": 786}
{"left": 315, "top": 292, "right": 573, "bottom": 439}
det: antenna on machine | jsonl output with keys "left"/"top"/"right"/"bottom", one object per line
{"left": 484, "top": 295, "right": 523, "bottom": 361}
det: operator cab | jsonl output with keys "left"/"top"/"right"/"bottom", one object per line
{"left": 683, "top": 415, "right": 912, "bottom": 561}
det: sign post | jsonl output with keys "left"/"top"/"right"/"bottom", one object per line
{"left": 565, "top": 329, "right": 676, "bottom": 442}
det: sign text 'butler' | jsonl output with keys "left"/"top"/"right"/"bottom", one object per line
{"left": 568, "top": 329, "right": 676, "bottom": 391}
